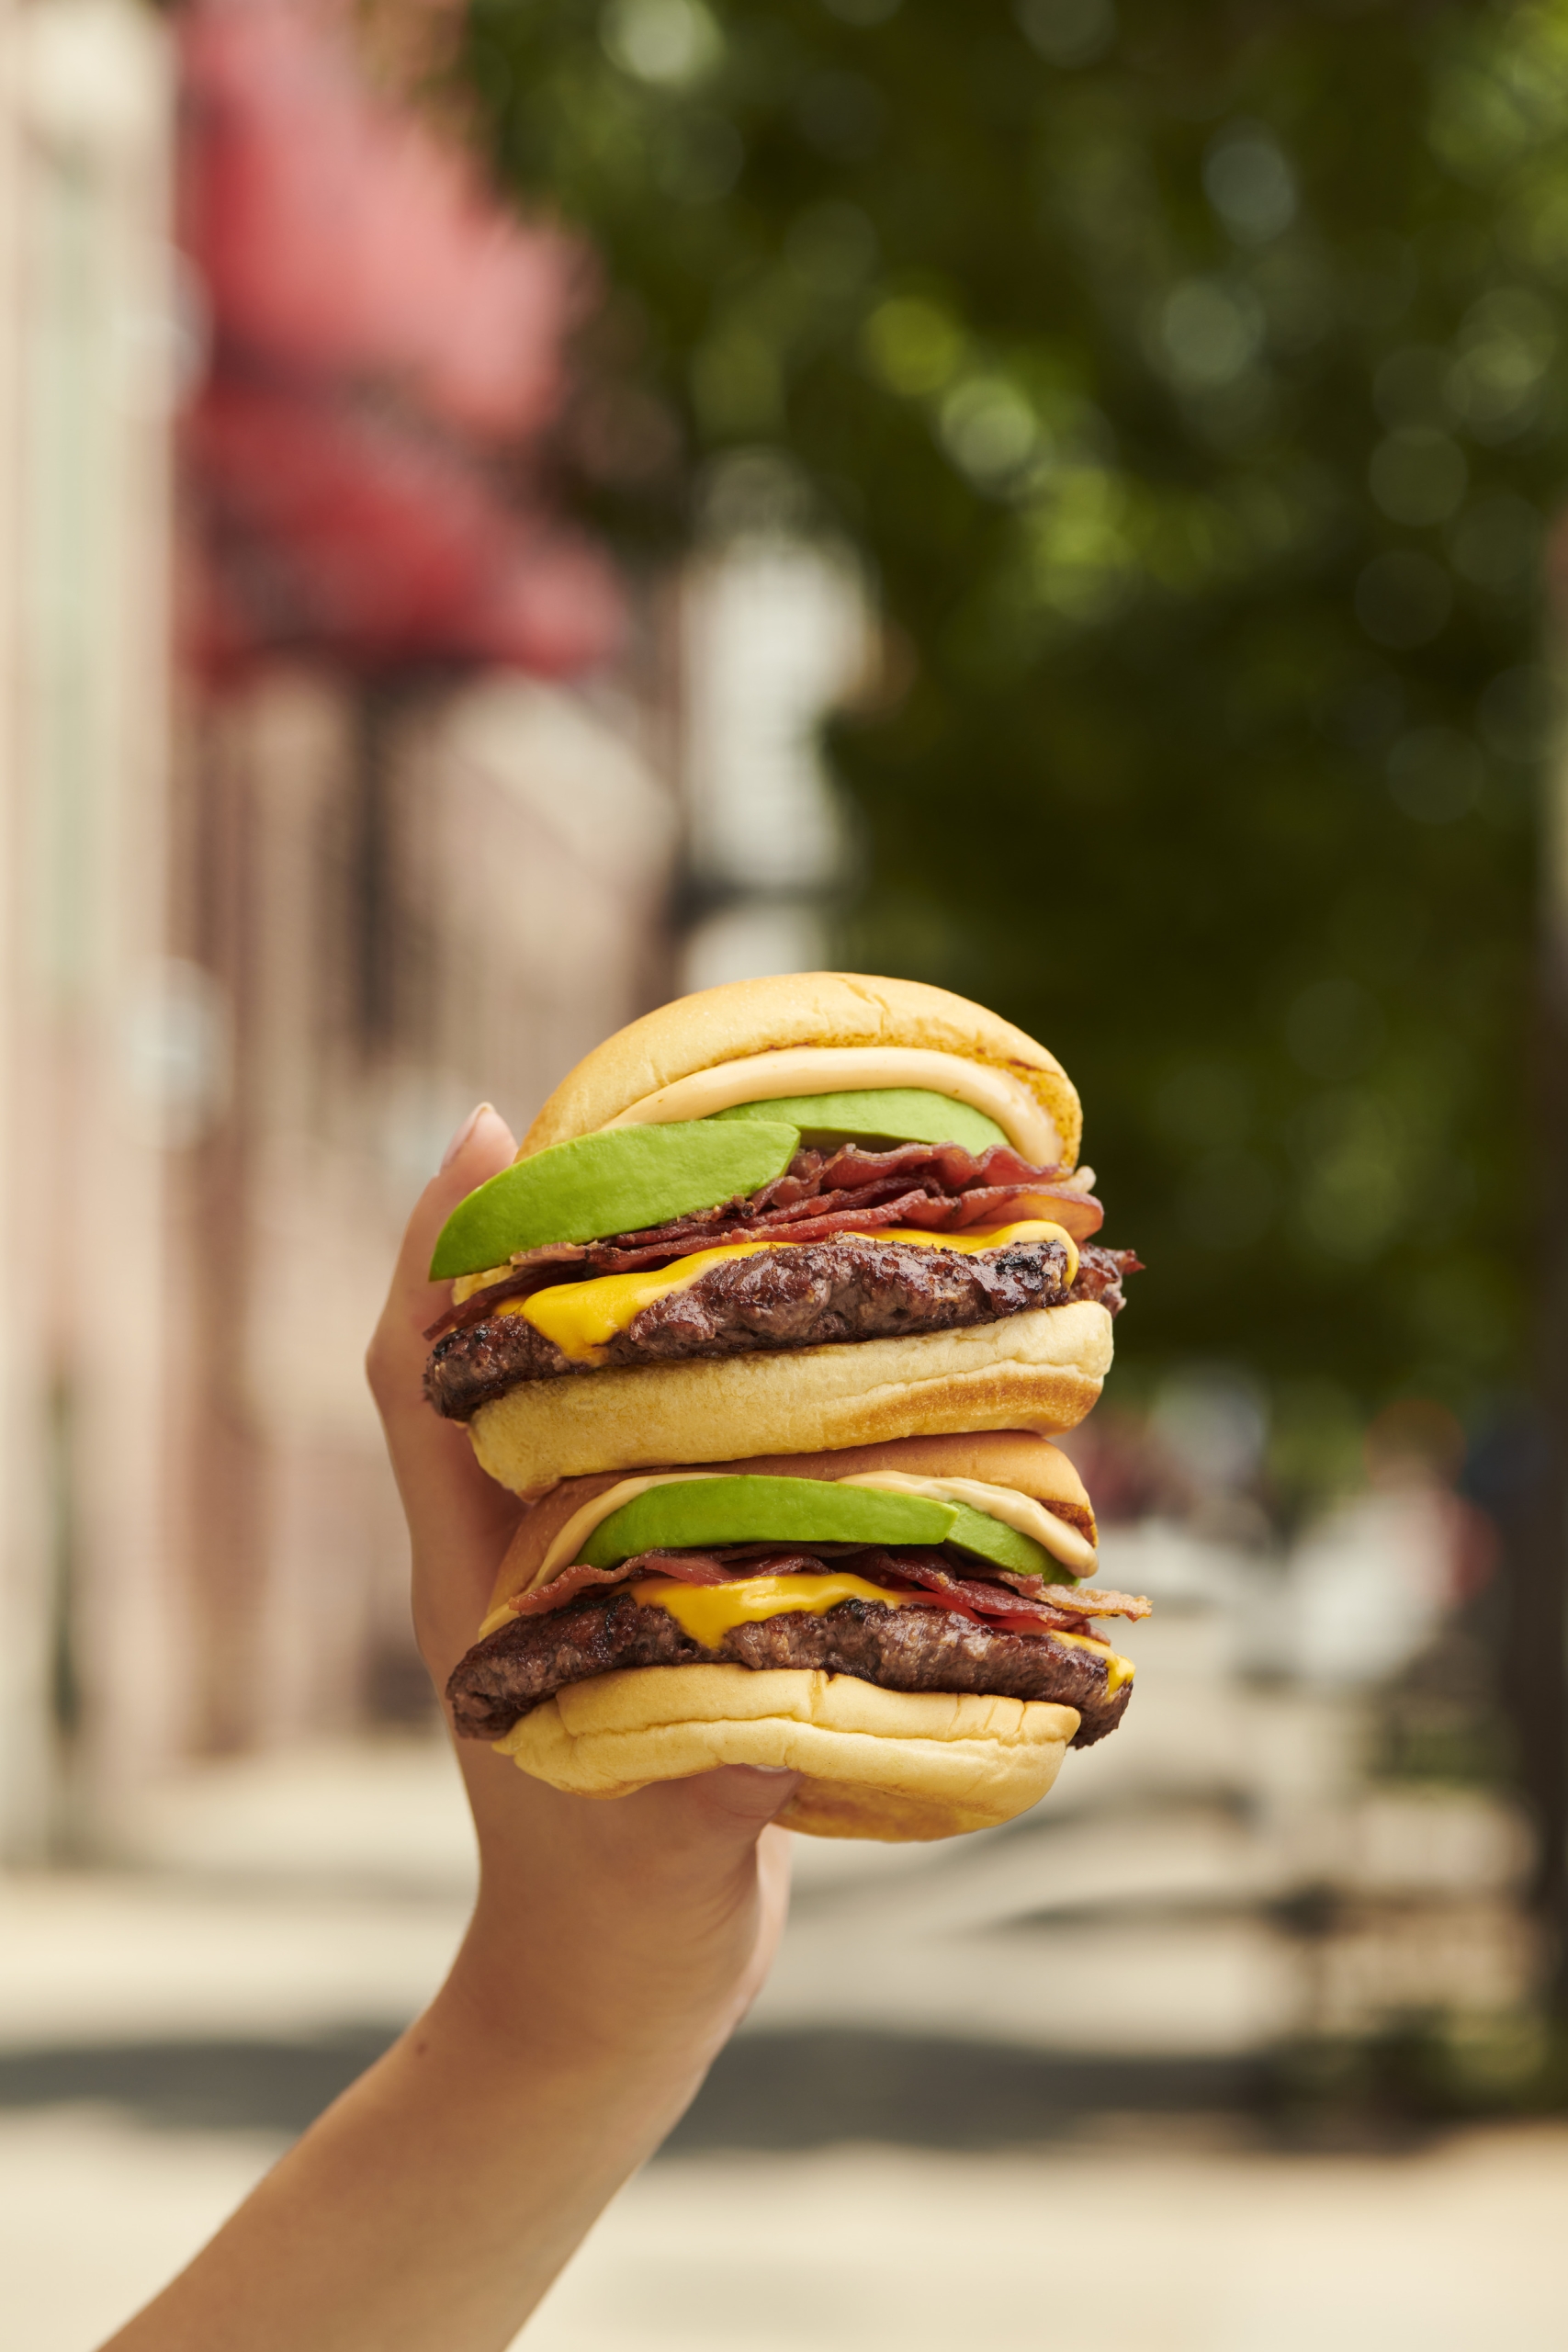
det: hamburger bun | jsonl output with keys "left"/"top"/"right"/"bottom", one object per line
{"left": 468, "top": 1301, "right": 1114, "bottom": 1496}
{"left": 519, "top": 972, "right": 1082, "bottom": 1171}
{"left": 494, "top": 1663, "right": 1079, "bottom": 1840}
{"left": 484, "top": 1429, "right": 1097, "bottom": 1619}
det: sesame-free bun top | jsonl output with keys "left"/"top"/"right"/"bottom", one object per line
{"left": 519, "top": 974, "right": 1082, "bottom": 1172}
{"left": 484, "top": 1430, "right": 1095, "bottom": 1621}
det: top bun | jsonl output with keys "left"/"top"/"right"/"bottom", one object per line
{"left": 486, "top": 1430, "right": 1095, "bottom": 1618}
{"left": 520, "top": 974, "right": 1082, "bottom": 1171}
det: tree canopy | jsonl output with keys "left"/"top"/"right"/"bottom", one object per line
{"left": 459, "top": 0, "right": 1568, "bottom": 1493}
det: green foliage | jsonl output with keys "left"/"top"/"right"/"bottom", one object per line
{"left": 460, "top": 0, "right": 1568, "bottom": 1433}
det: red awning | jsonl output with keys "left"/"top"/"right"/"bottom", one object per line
{"left": 179, "top": 0, "right": 624, "bottom": 675}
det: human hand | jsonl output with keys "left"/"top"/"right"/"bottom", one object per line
{"left": 366, "top": 1102, "right": 799, "bottom": 2076}
{"left": 104, "top": 1110, "right": 799, "bottom": 2352}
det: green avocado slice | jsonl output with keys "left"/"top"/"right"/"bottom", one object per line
{"left": 429, "top": 1119, "right": 800, "bottom": 1279}
{"left": 579, "top": 1476, "right": 958, "bottom": 1567}
{"left": 577, "top": 1475, "right": 1070, "bottom": 1584}
{"left": 712, "top": 1088, "right": 1009, "bottom": 1156}
{"left": 942, "top": 1503, "right": 1056, "bottom": 1582}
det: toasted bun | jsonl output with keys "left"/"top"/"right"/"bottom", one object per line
{"left": 520, "top": 974, "right": 1081, "bottom": 1170}
{"left": 485, "top": 1430, "right": 1096, "bottom": 1619}
{"left": 468, "top": 1303, "right": 1113, "bottom": 1496}
{"left": 494, "top": 1664, "right": 1077, "bottom": 1839}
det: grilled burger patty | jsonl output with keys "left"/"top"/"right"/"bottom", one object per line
{"left": 426, "top": 1231, "right": 1119, "bottom": 1423}
{"left": 446, "top": 1584, "right": 1131, "bottom": 1749}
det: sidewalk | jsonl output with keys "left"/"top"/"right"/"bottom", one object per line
{"left": 527, "top": 2130, "right": 1568, "bottom": 2352}
{"left": 0, "top": 1539, "right": 1548, "bottom": 2350}
{"left": 6, "top": 2109, "right": 1568, "bottom": 2351}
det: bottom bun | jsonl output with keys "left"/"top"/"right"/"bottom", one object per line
{"left": 469, "top": 1303, "right": 1113, "bottom": 1494}
{"left": 493, "top": 1664, "right": 1078, "bottom": 1841}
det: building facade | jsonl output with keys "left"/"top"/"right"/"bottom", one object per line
{"left": 0, "top": 0, "right": 677, "bottom": 1856}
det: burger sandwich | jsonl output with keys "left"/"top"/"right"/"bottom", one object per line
{"left": 424, "top": 973, "right": 1140, "bottom": 1492}
{"left": 446, "top": 1431, "right": 1150, "bottom": 1840}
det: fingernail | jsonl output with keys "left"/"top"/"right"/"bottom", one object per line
{"left": 441, "top": 1102, "right": 493, "bottom": 1170}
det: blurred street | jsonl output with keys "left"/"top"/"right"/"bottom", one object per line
{"left": 4, "top": 0, "right": 1568, "bottom": 2341}
{"left": 7, "top": 2109, "right": 1568, "bottom": 2352}
{"left": 1, "top": 1521, "right": 1549, "bottom": 2348}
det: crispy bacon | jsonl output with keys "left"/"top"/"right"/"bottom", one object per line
{"left": 1034, "top": 1584, "right": 1151, "bottom": 1620}
{"left": 427, "top": 1140, "right": 1106, "bottom": 1341}
{"left": 502, "top": 1549, "right": 744, "bottom": 1615}
{"left": 500, "top": 1543, "right": 1151, "bottom": 1637}
{"left": 839, "top": 1546, "right": 1151, "bottom": 1626}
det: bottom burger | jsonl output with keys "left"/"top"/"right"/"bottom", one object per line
{"left": 447, "top": 1433, "right": 1149, "bottom": 1841}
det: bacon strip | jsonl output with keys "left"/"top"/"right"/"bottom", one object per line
{"left": 503, "top": 1550, "right": 744, "bottom": 1614}
{"left": 1036, "top": 1585, "right": 1152, "bottom": 1621}
{"left": 499, "top": 1544, "right": 1151, "bottom": 1637}
{"left": 841, "top": 1548, "right": 1151, "bottom": 1624}
{"left": 427, "top": 1139, "right": 1107, "bottom": 1340}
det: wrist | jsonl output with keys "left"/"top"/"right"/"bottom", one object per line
{"left": 439, "top": 1908, "right": 735, "bottom": 2090}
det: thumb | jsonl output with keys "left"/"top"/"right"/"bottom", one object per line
{"left": 690, "top": 1767, "right": 803, "bottom": 1838}
{"left": 629, "top": 1765, "right": 803, "bottom": 1855}
{"left": 367, "top": 1103, "right": 520, "bottom": 1622}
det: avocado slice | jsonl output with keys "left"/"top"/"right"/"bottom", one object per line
{"left": 577, "top": 1474, "right": 1067, "bottom": 1584}
{"left": 579, "top": 1476, "right": 958, "bottom": 1566}
{"left": 430, "top": 1119, "right": 800, "bottom": 1279}
{"left": 713, "top": 1088, "right": 1009, "bottom": 1156}
{"left": 942, "top": 1503, "right": 1056, "bottom": 1582}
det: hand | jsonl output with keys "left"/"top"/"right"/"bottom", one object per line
{"left": 365, "top": 1101, "right": 799, "bottom": 2067}
{"left": 105, "top": 1107, "right": 797, "bottom": 2352}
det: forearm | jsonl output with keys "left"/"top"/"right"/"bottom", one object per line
{"left": 100, "top": 1926, "right": 712, "bottom": 2352}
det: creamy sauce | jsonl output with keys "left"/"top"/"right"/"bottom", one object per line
{"left": 835, "top": 1470, "right": 1098, "bottom": 1578}
{"left": 596, "top": 1046, "right": 1063, "bottom": 1167}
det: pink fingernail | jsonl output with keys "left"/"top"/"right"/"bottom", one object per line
{"left": 440, "top": 1102, "right": 493, "bottom": 1169}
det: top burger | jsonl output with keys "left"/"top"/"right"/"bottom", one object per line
{"left": 424, "top": 974, "right": 1139, "bottom": 1493}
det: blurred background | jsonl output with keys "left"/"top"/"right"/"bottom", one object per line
{"left": 3, "top": 0, "right": 1568, "bottom": 2342}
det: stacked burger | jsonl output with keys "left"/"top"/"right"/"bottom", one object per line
{"left": 428, "top": 974, "right": 1147, "bottom": 1840}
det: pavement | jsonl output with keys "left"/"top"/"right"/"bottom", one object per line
{"left": 0, "top": 1526, "right": 1552, "bottom": 2347}
{"left": 7, "top": 2109, "right": 1568, "bottom": 2350}
{"left": 527, "top": 2129, "right": 1568, "bottom": 2352}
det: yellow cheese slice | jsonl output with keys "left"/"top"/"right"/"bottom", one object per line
{"left": 629, "top": 1570, "right": 920, "bottom": 1646}
{"left": 630, "top": 1572, "right": 1134, "bottom": 1689}
{"left": 503, "top": 1240, "right": 775, "bottom": 1359}
{"left": 1049, "top": 1629, "right": 1135, "bottom": 1692}
{"left": 498, "top": 1218, "right": 1077, "bottom": 1365}
{"left": 482, "top": 1560, "right": 1135, "bottom": 1690}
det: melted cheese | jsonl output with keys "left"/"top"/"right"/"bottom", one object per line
{"left": 600, "top": 1047, "right": 1063, "bottom": 1167}
{"left": 505, "top": 1240, "right": 779, "bottom": 1360}
{"left": 1048, "top": 1628, "right": 1135, "bottom": 1691}
{"left": 485, "top": 1547, "right": 1136, "bottom": 1686}
{"left": 633, "top": 1573, "right": 1135, "bottom": 1688}
{"left": 629, "top": 1571, "right": 919, "bottom": 1646}
{"left": 836, "top": 1470, "right": 1098, "bottom": 1578}
{"left": 495, "top": 1219, "right": 1077, "bottom": 1364}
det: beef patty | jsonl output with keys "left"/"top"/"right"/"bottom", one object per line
{"left": 446, "top": 1584, "right": 1131, "bottom": 1748}
{"left": 426, "top": 1231, "right": 1122, "bottom": 1423}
